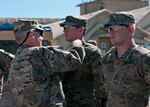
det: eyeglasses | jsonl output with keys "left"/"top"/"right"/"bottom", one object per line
{"left": 63, "top": 26, "right": 71, "bottom": 30}
{"left": 63, "top": 25, "right": 81, "bottom": 31}
{"left": 107, "top": 25, "right": 128, "bottom": 33}
{"left": 33, "top": 29, "right": 44, "bottom": 37}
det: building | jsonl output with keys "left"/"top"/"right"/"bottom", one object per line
{"left": 78, "top": 0, "right": 149, "bottom": 15}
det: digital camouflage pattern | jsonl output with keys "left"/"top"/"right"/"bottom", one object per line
{"left": 9, "top": 45, "right": 85, "bottom": 107}
{"left": 0, "top": 49, "right": 16, "bottom": 107}
{"left": 101, "top": 43, "right": 150, "bottom": 107}
{"left": 62, "top": 41, "right": 103, "bottom": 107}
{"left": 13, "top": 19, "right": 45, "bottom": 46}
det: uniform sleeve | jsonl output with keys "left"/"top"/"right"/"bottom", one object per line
{"left": 0, "top": 50, "right": 14, "bottom": 98}
{"left": 0, "top": 50, "right": 14, "bottom": 74}
{"left": 93, "top": 62, "right": 108, "bottom": 107}
{"left": 139, "top": 52, "right": 150, "bottom": 85}
{"left": 85, "top": 45, "right": 103, "bottom": 69}
{"left": 84, "top": 45, "right": 104, "bottom": 107}
{"left": 39, "top": 46, "right": 85, "bottom": 73}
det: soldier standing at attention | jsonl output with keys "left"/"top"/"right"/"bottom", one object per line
{"left": 9, "top": 19, "right": 85, "bottom": 107}
{"left": 60, "top": 16, "right": 104, "bottom": 107}
{"left": 102, "top": 12, "right": 150, "bottom": 107}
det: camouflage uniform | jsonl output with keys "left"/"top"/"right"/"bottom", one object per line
{"left": 60, "top": 15, "right": 104, "bottom": 107}
{"left": 102, "top": 11, "right": 150, "bottom": 107}
{"left": 9, "top": 45, "right": 85, "bottom": 107}
{"left": 101, "top": 44, "right": 150, "bottom": 107}
{"left": 0, "top": 49, "right": 16, "bottom": 107}
{"left": 62, "top": 41, "right": 103, "bottom": 107}
{"left": 9, "top": 19, "right": 85, "bottom": 107}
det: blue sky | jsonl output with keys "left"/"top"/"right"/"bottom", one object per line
{"left": 0, "top": 0, "right": 149, "bottom": 19}
{"left": 0, "top": 0, "right": 82, "bottom": 18}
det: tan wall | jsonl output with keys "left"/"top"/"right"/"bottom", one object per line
{"left": 44, "top": 32, "right": 53, "bottom": 41}
{"left": 51, "top": 39, "right": 59, "bottom": 45}
{"left": 0, "top": 31, "right": 15, "bottom": 40}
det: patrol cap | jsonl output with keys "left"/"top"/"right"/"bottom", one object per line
{"left": 104, "top": 12, "right": 135, "bottom": 28}
{"left": 14, "top": 19, "right": 45, "bottom": 32}
{"left": 60, "top": 16, "right": 87, "bottom": 27}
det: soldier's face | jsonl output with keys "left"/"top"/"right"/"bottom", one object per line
{"left": 63, "top": 25, "right": 81, "bottom": 42}
{"left": 32, "top": 30, "right": 43, "bottom": 46}
{"left": 107, "top": 25, "right": 130, "bottom": 46}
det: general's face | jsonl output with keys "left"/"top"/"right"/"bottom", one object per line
{"left": 33, "top": 30, "right": 44, "bottom": 46}
{"left": 107, "top": 25, "right": 130, "bottom": 46}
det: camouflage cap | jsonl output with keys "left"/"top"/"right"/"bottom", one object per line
{"left": 104, "top": 12, "right": 135, "bottom": 28}
{"left": 60, "top": 16, "right": 87, "bottom": 27}
{"left": 14, "top": 19, "right": 45, "bottom": 32}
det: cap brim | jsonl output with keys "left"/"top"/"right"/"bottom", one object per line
{"left": 104, "top": 21, "right": 128, "bottom": 28}
{"left": 60, "top": 22, "right": 78, "bottom": 27}
{"left": 34, "top": 25, "right": 45, "bottom": 31}
{"left": 60, "top": 23, "right": 65, "bottom": 27}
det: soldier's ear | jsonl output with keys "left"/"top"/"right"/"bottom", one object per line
{"left": 129, "top": 25, "right": 134, "bottom": 33}
{"left": 79, "top": 26, "right": 85, "bottom": 33}
{"left": 28, "top": 32, "right": 35, "bottom": 39}
{"left": 29, "top": 32, "right": 35, "bottom": 36}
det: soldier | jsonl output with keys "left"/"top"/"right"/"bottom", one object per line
{"left": 8, "top": 19, "right": 85, "bottom": 107}
{"left": 0, "top": 50, "right": 15, "bottom": 107}
{"left": 102, "top": 12, "right": 150, "bottom": 107}
{"left": 60, "top": 16, "right": 104, "bottom": 107}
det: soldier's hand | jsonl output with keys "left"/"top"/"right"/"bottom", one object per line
{"left": 72, "top": 39, "right": 83, "bottom": 47}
